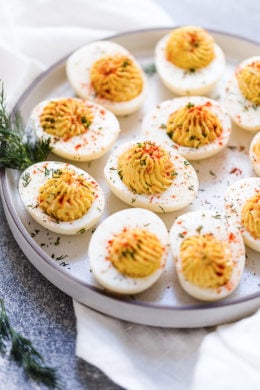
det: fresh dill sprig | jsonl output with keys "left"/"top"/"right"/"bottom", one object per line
{"left": 142, "top": 63, "right": 157, "bottom": 75}
{"left": 0, "top": 298, "right": 60, "bottom": 389}
{"left": 0, "top": 81, "right": 52, "bottom": 170}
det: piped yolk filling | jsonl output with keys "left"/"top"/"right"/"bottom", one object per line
{"left": 252, "top": 141, "right": 260, "bottom": 163}
{"left": 167, "top": 103, "right": 223, "bottom": 148}
{"left": 90, "top": 55, "right": 143, "bottom": 102}
{"left": 180, "top": 234, "right": 233, "bottom": 288}
{"left": 108, "top": 227, "right": 163, "bottom": 277}
{"left": 166, "top": 26, "right": 215, "bottom": 70}
{"left": 117, "top": 141, "right": 175, "bottom": 195}
{"left": 38, "top": 169, "right": 95, "bottom": 222}
{"left": 40, "top": 99, "right": 93, "bottom": 139}
{"left": 237, "top": 61, "right": 260, "bottom": 105}
{"left": 241, "top": 194, "right": 260, "bottom": 239}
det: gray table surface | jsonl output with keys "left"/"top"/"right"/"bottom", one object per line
{"left": 0, "top": 0, "right": 259, "bottom": 389}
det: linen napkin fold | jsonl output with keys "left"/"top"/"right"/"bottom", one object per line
{"left": 74, "top": 301, "right": 209, "bottom": 390}
{"left": 191, "top": 309, "right": 260, "bottom": 390}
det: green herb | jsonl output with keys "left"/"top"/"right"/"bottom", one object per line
{"left": 160, "top": 123, "right": 167, "bottom": 129}
{"left": 56, "top": 254, "right": 68, "bottom": 261}
{"left": 178, "top": 233, "right": 185, "bottom": 238}
{"left": 228, "top": 145, "right": 237, "bottom": 151}
{"left": 122, "top": 60, "right": 129, "bottom": 68}
{"left": 196, "top": 225, "right": 203, "bottom": 234}
{"left": 54, "top": 237, "right": 60, "bottom": 246}
{"left": 212, "top": 213, "right": 222, "bottom": 219}
{"left": 184, "top": 160, "right": 190, "bottom": 166}
{"left": 21, "top": 172, "right": 31, "bottom": 187}
{"left": 0, "top": 82, "right": 52, "bottom": 170}
{"left": 158, "top": 205, "right": 165, "bottom": 213}
{"left": 77, "top": 228, "right": 86, "bottom": 234}
{"left": 81, "top": 116, "right": 91, "bottom": 127}
{"left": 186, "top": 102, "right": 194, "bottom": 109}
{"left": 0, "top": 299, "right": 59, "bottom": 388}
{"left": 143, "top": 63, "right": 156, "bottom": 75}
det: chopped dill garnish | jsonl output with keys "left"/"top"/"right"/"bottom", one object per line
{"left": 143, "top": 63, "right": 156, "bottom": 75}
{"left": 21, "top": 172, "right": 31, "bottom": 187}
{"left": 0, "top": 82, "right": 52, "bottom": 170}
{"left": 0, "top": 299, "right": 59, "bottom": 388}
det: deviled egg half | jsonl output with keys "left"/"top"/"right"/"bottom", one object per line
{"left": 88, "top": 208, "right": 169, "bottom": 295}
{"left": 169, "top": 210, "right": 245, "bottom": 301}
{"left": 224, "top": 177, "right": 260, "bottom": 252}
{"left": 19, "top": 161, "right": 105, "bottom": 235}
{"left": 104, "top": 140, "right": 199, "bottom": 213}
{"left": 225, "top": 56, "right": 260, "bottom": 131}
{"left": 29, "top": 97, "right": 120, "bottom": 162}
{"left": 66, "top": 41, "right": 147, "bottom": 116}
{"left": 249, "top": 131, "right": 260, "bottom": 175}
{"left": 142, "top": 96, "right": 231, "bottom": 160}
{"left": 155, "top": 26, "right": 225, "bottom": 96}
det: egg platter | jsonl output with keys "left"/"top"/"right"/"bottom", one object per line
{"left": 2, "top": 28, "right": 260, "bottom": 328}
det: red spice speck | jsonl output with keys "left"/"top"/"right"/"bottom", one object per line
{"left": 229, "top": 167, "right": 242, "bottom": 176}
{"left": 75, "top": 144, "right": 82, "bottom": 150}
{"left": 228, "top": 232, "right": 236, "bottom": 242}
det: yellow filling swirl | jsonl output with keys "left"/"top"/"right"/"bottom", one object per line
{"left": 38, "top": 169, "right": 95, "bottom": 222}
{"left": 90, "top": 55, "right": 143, "bottom": 102}
{"left": 167, "top": 103, "right": 223, "bottom": 148}
{"left": 118, "top": 141, "right": 175, "bottom": 195}
{"left": 166, "top": 26, "right": 215, "bottom": 70}
{"left": 241, "top": 194, "right": 260, "bottom": 239}
{"left": 40, "top": 99, "right": 93, "bottom": 139}
{"left": 180, "top": 234, "right": 233, "bottom": 288}
{"left": 253, "top": 141, "right": 260, "bottom": 163}
{"left": 108, "top": 228, "right": 163, "bottom": 277}
{"left": 237, "top": 61, "right": 260, "bottom": 105}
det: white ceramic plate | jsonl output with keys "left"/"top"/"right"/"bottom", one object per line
{"left": 1, "top": 28, "right": 260, "bottom": 327}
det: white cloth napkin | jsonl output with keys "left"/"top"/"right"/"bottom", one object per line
{"left": 1, "top": 1, "right": 260, "bottom": 389}
{"left": 191, "top": 309, "right": 260, "bottom": 390}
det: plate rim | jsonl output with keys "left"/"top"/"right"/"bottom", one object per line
{"left": 3, "top": 27, "right": 260, "bottom": 315}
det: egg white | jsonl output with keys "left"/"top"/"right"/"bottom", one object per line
{"left": 169, "top": 210, "right": 245, "bottom": 301}
{"left": 155, "top": 32, "right": 225, "bottom": 96}
{"left": 29, "top": 98, "right": 120, "bottom": 162}
{"left": 88, "top": 208, "right": 169, "bottom": 295}
{"left": 66, "top": 41, "right": 147, "bottom": 116}
{"left": 249, "top": 131, "right": 260, "bottom": 175}
{"left": 224, "top": 177, "right": 260, "bottom": 252}
{"left": 142, "top": 96, "right": 231, "bottom": 160}
{"left": 104, "top": 140, "right": 199, "bottom": 213}
{"left": 19, "top": 161, "right": 105, "bottom": 235}
{"left": 225, "top": 56, "right": 260, "bottom": 131}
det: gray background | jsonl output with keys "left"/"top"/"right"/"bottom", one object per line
{"left": 0, "top": 0, "right": 259, "bottom": 389}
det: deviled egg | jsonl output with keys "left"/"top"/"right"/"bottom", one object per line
{"left": 19, "top": 161, "right": 105, "bottom": 235}
{"left": 142, "top": 97, "right": 231, "bottom": 160}
{"left": 66, "top": 41, "right": 147, "bottom": 116}
{"left": 29, "top": 97, "right": 120, "bottom": 161}
{"left": 225, "top": 56, "right": 260, "bottom": 131}
{"left": 88, "top": 208, "right": 169, "bottom": 295}
{"left": 155, "top": 26, "right": 225, "bottom": 96}
{"left": 104, "top": 140, "right": 199, "bottom": 212}
{"left": 169, "top": 210, "right": 245, "bottom": 301}
{"left": 224, "top": 177, "right": 260, "bottom": 252}
{"left": 249, "top": 131, "right": 260, "bottom": 175}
